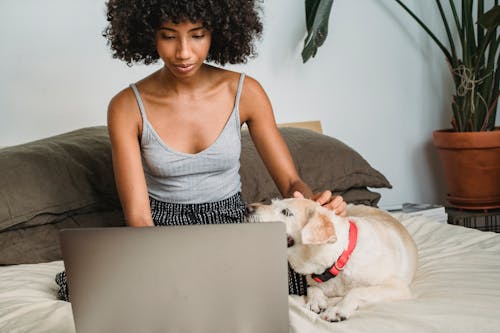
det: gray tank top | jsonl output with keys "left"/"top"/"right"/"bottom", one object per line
{"left": 130, "top": 73, "right": 245, "bottom": 204}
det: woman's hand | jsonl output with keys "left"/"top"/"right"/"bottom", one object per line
{"left": 293, "top": 190, "right": 347, "bottom": 217}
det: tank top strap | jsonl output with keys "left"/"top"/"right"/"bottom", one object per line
{"left": 234, "top": 73, "right": 246, "bottom": 110}
{"left": 233, "top": 73, "right": 245, "bottom": 134}
{"left": 129, "top": 83, "right": 148, "bottom": 121}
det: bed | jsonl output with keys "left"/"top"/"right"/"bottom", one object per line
{"left": 1, "top": 125, "right": 499, "bottom": 332}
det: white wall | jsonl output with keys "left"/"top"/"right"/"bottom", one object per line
{"left": 1, "top": 0, "right": 496, "bottom": 207}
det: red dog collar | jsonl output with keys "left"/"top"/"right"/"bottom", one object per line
{"left": 311, "top": 220, "right": 358, "bottom": 283}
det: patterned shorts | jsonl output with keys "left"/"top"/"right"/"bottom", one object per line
{"left": 55, "top": 192, "right": 307, "bottom": 301}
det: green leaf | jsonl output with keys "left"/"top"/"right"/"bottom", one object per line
{"left": 478, "top": 5, "right": 500, "bottom": 29}
{"left": 302, "top": 0, "right": 335, "bottom": 63}
{"left": 463, "top": 0, "right": 476, "bottom": 68}
{"left": 305, "top": 0, "right": 320, "bottom": 34}
{"left": 449, "top": 0, "right": 463, "bottom": 41}
{"left": 436, "top": 0, "right": 457, "bottom": 68}
{"left": 477, "top": 0, "right": 484, "bottom": 62}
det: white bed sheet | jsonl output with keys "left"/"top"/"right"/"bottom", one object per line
{"left": 1, "top": 215, "right": 500, "bottom": 333}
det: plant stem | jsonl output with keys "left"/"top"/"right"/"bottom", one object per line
{"left": 394, "top": 0, "right": 453, "bottom": 65}
{"left": 436, "top": 0, "right": 458, "bottom": 68}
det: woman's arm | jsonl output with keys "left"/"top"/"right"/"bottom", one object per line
{"left": 107, "top": 89, "right": 154, "bottom": 226}
{"left": 239, "top": 76, "right": 346, "bottom": 216}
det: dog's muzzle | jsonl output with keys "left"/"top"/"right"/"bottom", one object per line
{"left": 244, "top": 204, "right": 256, "bottom": 216}
{"left": 244, "top": 203, "right": 294, "bottom": 247}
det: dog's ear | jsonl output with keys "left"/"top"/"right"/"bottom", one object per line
{"left": 301, "top": 211, "right": 337, "bottom": 245}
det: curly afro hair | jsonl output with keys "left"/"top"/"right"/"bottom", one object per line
{"left": 103, "top": 0, "right": 263, "bottom": 66}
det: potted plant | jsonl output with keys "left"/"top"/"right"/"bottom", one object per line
{"left": 302, "top": 1, "right": 500, "bottom": 209}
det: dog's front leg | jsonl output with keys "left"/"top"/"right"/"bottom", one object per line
{"left": 305, "top": 286, "right": 328, "bottom": 313}
{"left": 322, "top": 282, "right": 412, "bottom": 322}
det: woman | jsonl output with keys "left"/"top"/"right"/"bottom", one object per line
{"left": 56, "top": 0, "right": 346, "bottom": 301}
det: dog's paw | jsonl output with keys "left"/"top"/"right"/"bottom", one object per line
{"left": 305, "top": 287, "right": 328, "bottom": 314}
{"left": 321, "top": 301, "right": 357, "bottom": 322}
{"left": 321, "top": 306, "right": 349, "bottom": 322}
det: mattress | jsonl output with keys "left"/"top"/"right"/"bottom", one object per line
{"left": 1, "top": 214, "right": 500, "bottom": 333}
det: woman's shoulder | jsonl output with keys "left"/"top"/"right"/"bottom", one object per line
{"left": 109, "top": 68, "right": 162, "bottom": 112}
{"left": 107, "top": 83, "right": 143, "bottom": 134}
{"left": 238, "top": 73, "right": 267, "bottom": 102}
{"left": 108, "top": 85, "right": 138, "bottom": 114}
{"left": 237, "top": 72, "right": 272, "bottom": 123}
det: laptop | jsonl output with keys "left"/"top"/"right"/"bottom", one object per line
{"left": 60, "top": 222, "right": 289, "bottom": 333}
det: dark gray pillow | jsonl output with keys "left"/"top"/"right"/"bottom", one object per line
{"left": 0, "top": 126, "right": 119, "bottom": 232}
{"left": 0, "top": 210, "right": 124, "bottom": 265}
{"left": 333, "top": 187, "right": 382, "bottom": 207}
{"left": 240, "top": 127, "right": 391, "bottom": 204}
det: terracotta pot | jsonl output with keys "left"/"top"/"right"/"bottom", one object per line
{"left": 433, "top": 128, "right": 500, "bottom": 210}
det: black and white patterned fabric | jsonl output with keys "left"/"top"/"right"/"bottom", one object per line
{"left": 55, "top": 270, "right": 69, "bottom": 301}
{"left": 55, "top": 192, "right": 307, "bottom": 301}
{"left": 150, "top": 193, "right": 245, "bottom": 226}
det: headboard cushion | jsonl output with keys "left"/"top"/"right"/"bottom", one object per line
{"left": 240, "top": 127, "right": 391, "bottom": 203}
{"left": 0, "top": 127, "right": 118, "bottom": 232}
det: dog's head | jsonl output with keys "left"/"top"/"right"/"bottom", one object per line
{"left": 245, "top": 198, "right": 338, "bottom": 247}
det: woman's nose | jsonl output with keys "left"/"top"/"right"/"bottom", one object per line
{"left": 176, "top": 39, "right": 191, "bottom": 60}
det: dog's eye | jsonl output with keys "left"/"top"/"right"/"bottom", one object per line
{"left": 281, "top": 208, "right": 294, "bottom": 217}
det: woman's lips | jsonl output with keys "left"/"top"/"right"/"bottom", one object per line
{"left": 174, "top": 64, "right": 195, "bottom": 74}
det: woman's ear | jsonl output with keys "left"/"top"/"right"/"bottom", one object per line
{"left": 301, "top": 211, "right": 337, "bottom": 245}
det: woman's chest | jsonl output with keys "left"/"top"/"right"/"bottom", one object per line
{"left": 143, "top": 94, "right": 238, "bottom": 155}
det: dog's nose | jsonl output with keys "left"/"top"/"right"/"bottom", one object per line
{"left": 287, "top": 235, "right": 295, "bottom": 248}
{"left": 244, "top": 204, "right": 256, "bottom": 216}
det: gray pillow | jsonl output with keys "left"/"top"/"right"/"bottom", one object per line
{"left": 240, "top": 127, "right": 391, "bottom": 204}
{"left": 0, "top": 127, "right": 118, "bottom": 232}
{"left": 333, "top": 187, "right": 382, "bottom": 207}
{"left": 0, "top": 210, "right": 124, "bottom": 265}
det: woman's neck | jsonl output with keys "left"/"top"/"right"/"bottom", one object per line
{"left": 158, "top": 64, "right": 213, "bottom": 97}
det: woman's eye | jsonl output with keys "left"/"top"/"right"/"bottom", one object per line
{"left": 161, "top": 35, "right": 175, "bottom": 40}
{"left": 192, "top": 34, "right": 205, "bottom": 39}
{"left": 281, "top": 208, "right": 293, "bottom": 217}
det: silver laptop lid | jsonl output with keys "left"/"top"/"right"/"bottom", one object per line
{"left": 60, "top": 222, "right": 289, "bottom": 333}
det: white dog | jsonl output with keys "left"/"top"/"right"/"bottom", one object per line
{"left": 246, "top": 198, "right": 418, "bottom": 322}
